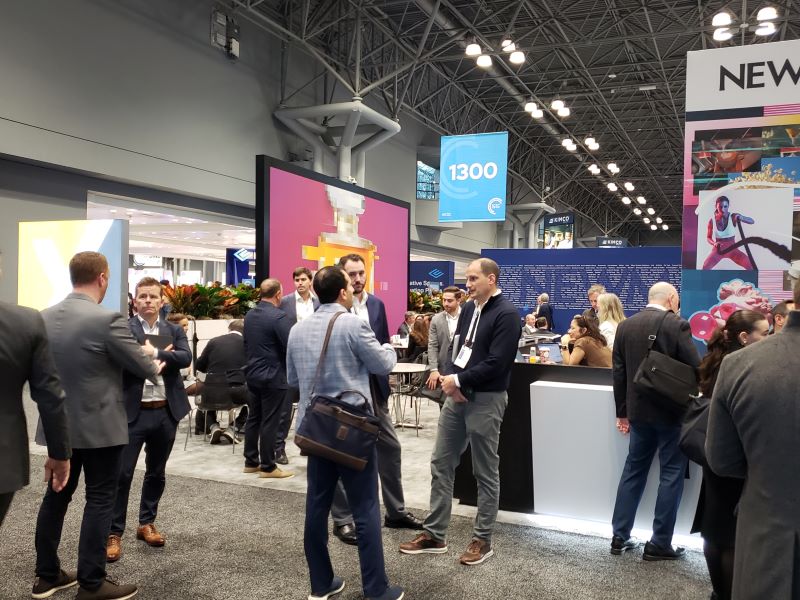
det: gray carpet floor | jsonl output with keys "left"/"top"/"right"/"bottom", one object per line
{"left": 2, "top": 455, "right": 712, "bottom": 600}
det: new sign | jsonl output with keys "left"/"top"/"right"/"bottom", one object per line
{"left": 686, "top": 38, "right": 800, "bottom": 112}
{"left": 439, "top": 132, "right": 508, "bottom": 222}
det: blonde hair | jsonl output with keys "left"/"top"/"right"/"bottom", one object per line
{"left": 597, "top": 292, "right": 626, "bottom": 325}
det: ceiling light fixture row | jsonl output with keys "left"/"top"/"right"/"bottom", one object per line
{"left": 467, "top": 36, "right": 525, "bottom": 68}
{"left": 712, "top": 5, "right": 778, "bottom": 41}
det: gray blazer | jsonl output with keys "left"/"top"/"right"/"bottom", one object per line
{"left": 38, "top": 293, "right": 158, "bottom": 449}
{"left": 706, "top": 310, "right": 800, "bottom": 599}
{"left": 427, "top": 310, "right": 454, "bottom": 373}
{"left": 0, "top": 302, "right": 70, "bottom": 494}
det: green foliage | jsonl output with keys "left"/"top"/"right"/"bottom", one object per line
{"left": 163, "top": 283, "right": 259, "bottom": 319}
{"left": 408, "top": 290, "right": 442, "bottom": 313}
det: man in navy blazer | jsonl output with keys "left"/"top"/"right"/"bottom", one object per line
{"left": 329, "top": 254, "right": 422, "bottom": 545}
{"left": 107, "top": 277, "right": 192, "bottom": 561}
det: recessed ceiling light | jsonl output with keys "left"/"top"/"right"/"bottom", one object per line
{"left": 109, "top": 209, "right": 117, "bottom": 214}
{"left": 608, "top": 73, "right": 617, "bottom": 79}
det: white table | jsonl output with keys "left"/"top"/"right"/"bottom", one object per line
{"left": 390, "top": 363, "right": 427, "bottom": 430}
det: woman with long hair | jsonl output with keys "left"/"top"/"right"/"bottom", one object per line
{"left": 597, "top": 293, "right": 626, "bottom": 350}
{"left": 406, "top": 316, "right": 429, "bottom": 361}
{"left": 560, "top": 314, "right": 612, "bottom": 367}
{"left": 693, "top": 309, "right": 769, "bottom": 600}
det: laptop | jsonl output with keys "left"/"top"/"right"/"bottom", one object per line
{"left": 534, "top": 342, "right": 563, "bottom": 365}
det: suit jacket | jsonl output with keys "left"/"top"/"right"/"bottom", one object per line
{"left": 706, "top": 311, "right": 800, "bottom": 600}
{"left": 0, "top": 302, "right": 70, "bottom": 494}
{"left": 612, "top": 307, "right": 700, "bottom": 425}
{"left": 536, "top": 302, "right": 554, "bottom": 330}
{"left": 427, "top": 310, "right": 453, "bottom": 373}
{"left": 286, "top": 303, "right": 396, "bottom": 428}
{"left": 397, "top": 322, "right": 410, "bottom": 337}
{"left": 364, "top": 294, "right": 391, "bottom": 404}
{"left": 244, "top": 301, "right": 292, "bottom": 390}
{"left": 123, "top": 317, "right": 192, "bottom": 423}
{"left": 39, "top": 293, "right": 158, "bottom": 449}
{"left": 279, "top": 292, "right": 320, "bottom": 324}
{"left": 195, "top": 332, "right": 246, "bottom": 375}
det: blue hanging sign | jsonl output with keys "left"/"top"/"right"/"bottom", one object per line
{"left": 439, "top": 132, "right": 508, "bottom": 222}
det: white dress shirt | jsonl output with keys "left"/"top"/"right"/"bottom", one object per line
{"left": 446, "top": 309, "right": 460, "bottom": 341}
{"left": 295, "top": 291, "right": 315, "bottom": 322}
{"left": 351, "top": 291, "right": 371, "bottom": 324}
{"left": 137, "top": 316, "right": 166, "bottom": 402}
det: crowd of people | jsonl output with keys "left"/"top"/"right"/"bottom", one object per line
{"left": 2, "top": 250, "right": 799, "bottom": 600}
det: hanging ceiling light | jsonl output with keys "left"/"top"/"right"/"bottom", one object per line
{"left": 650, "top": 224, "right": 658, "bottom": 231}
{"left": 608, "top": 163, "right": 619, "bottom": 174}
{"left": 755, "top": 21, "right": 776, "bottom": 36}
{"left": 562, "top": 138, "right": 573, "bottom": 147}
{"left": 607, "top": 182, "right": 618, "bottom": 192}
{"left": 509, "top": 51, "right": 525, "bottom": 64}
{"left": 757, "top": 6, "right": 778, "bottom": 21}
{"left": 621, "top": 197, "right": 632, "bottom": 204}
{"left": 524, "top": 100, "right": 537, "bottom": 113}
{"left": 588, "top": 164, "right": 600, "bottom": 174}
{"left": 551, "top": 99, "right": 565, "bottom": 111}
{"left": 584, "top": 136, "right": 596, "bottom": 146}
{"left": 531, "top": 108, "right": 544, "bottom": 119}
{"left": 476, "top": 54, "right": 492, "bottom": 68}
{"left": 712, "top": 12, "right": 732, "bottom": 27}
{"left": 633, "top": 207, "right": 642, "bottom": 215}
{"left": 501, "top": 39, "right": 515, "bottom": 52}
{"left": 713, "top": 28, "right": 734, "bottom": 41}
{"left": 636, "top": 196, "right": 646, "bottom": 204}
{"left": 656, "top": 217, "right": 663, "bottom": 224}
{"left": 566, "top": 143, "right": 577, "bottom": 152}
{"left": 557, "top": 106, "right": 571, "bottom": 118}
{"left": 647, "top": 207, "right": 655, "bottom": 215}
{"left": 465, "top": 42, "right": 482, "bottom": 56}
{"left": 588, "top": 142, "right": 600, "bottom": 151}
{"left": 662, "top": 224, "right": 669, "bottom": 231}
{"left": 624, "top": 182, "right": 635, "bottom": 191}
{"left": 643, "top": 217, "right": 651, "bottom": 224}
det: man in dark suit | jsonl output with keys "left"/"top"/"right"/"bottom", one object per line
{"left": 35, "top": 251, "right": 159, "bottom": 600}
{"left": 534, "top": 293, "right": 554, "bottom": 332}
{"left": 192, "top": 319, "right": 248, "bottom": 443}
{"left": 330, "top": 254, "right": 422, "bottom": 545}
{"left": 609, "top": 282, "right": 700, "bottom": 560}
{"left": 106, "top": 277, "right": 191, "bottom": 562}
{"left": 276, "top": 266, "right": 320, "bottom": 464}
{"left": 706, "top": 285, "right": 800, "bottom": 599}
{"left": 243, "top": 278, "right": 294, "bottom": 479}
{"left": 0, "top": 301, "right": 70, "bottom": 528}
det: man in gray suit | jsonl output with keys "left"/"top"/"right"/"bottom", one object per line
{"left": 0, "top": 301, "right": 70, "bottom": 529}
{"left": 706, "top": 286, "right": 800, "bottom": 599}
{"left": 425, "top": 286, "right": 462, "bottom": 399}
{"left": 34, "top": 251, "right": 161, "bottom": 600}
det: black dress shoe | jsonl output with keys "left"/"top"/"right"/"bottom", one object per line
{"left": 333, "top": 523, "right": 357, "bottom": 545}
{"left": 384, "top": 513, "right": 424, "bottom": 529}
{"left": 275, "top": 449, "right": 289, "bottom": 465}
{"left": 610, "top": 535, "right": 639, "bottom": 555}
{"left": 643, "top": 540, "right": 686, "bottom": 561}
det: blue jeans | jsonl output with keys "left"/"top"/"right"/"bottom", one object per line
{"left": 304, "top": 451, "right": 388, "bottom": 598}
{"left": 612, "top": 421, "right": 687, "bottom": 547}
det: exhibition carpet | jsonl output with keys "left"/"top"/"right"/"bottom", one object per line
{"left": 2, "top": 455, "right": 711, "bottom": 600}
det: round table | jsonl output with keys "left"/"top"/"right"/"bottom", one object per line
{"left": 390, "top": 362, "right": 428, "bottom": 431}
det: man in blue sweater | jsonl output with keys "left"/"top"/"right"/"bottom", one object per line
{"left": 400, "top": 258, "right": 520, "bottom": 566}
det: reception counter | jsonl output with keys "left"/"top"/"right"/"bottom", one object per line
{"left": 453, "top": 362, "right": 702, "bottom": 536}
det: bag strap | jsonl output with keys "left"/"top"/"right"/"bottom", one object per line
{"left": 646, "top": 309, "right": 671, "bottom": 351}
{"left": 309, "top": 311, "right": 346, "bottom": 399}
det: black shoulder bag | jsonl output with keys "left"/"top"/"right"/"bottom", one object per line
{"left": 294, "top": 311, "right": 381, "bottom": 471}
{"left": 632, "top": 310, "right": 699, "bottom": 416}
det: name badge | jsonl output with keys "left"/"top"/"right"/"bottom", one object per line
{"left": 454, "top": 344, "right": 472, "bottom": 368}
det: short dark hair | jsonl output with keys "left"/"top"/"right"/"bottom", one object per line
{"left": 313, "top": 266, "right": 348, "bottom": 304}
{"left": 135, "top": 277, "right": 162, "bottom": 295}
{"left": 69, "top": 251, "right": 108, "bottom": 286}
{"left": 259, "top": 278, "right": 282, "bottom": 299}
{"left": 442, "top": 286, "right": 462, "bottom": 298}
{"left": 167, "top": 312, "right": 186, "bottom": 324}
{"left": 293, "top": 267, "right": 313, "bottom": 279}
{"left": 338, "top": 254, "right": 365, "bottom": 268}
{"left": 536, "top": 316, "right": 548, "bottom": 329}
{"left": 159, "top": 279, "right": 171, "bottom": 287}
{"left": 228, "top": 319, "right": 244, "bottom": 333}
{"left": 772, "top": 300, "right": 795, "bottom": 319}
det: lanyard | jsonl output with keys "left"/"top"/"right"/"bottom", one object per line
{"left": 464, "top": 307, "right": 482, "bottom": 348}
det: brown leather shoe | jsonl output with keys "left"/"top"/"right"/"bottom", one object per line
{"left": 106, "top": 534, "right": 122, "bottom": 563}
{"left": 136, "top": 523, "right": 165, "bottom": 547}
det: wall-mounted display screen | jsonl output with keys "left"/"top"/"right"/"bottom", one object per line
{"left": 256, "top": 156, "right": 410, "bottom": 333}
{"left": 540, "top": 212, "right": 575, "bottom": 249}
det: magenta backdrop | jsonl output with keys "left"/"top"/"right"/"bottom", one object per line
{"left": 268, "top": 167, "right": 409, "bottom": 333}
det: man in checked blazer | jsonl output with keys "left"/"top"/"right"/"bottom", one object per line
{"left": 286, "top": 265, "right": 403, "bottom": 600}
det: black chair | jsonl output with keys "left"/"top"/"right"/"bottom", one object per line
{"left": 185, "top": 368, "right": 249, "bottom": 453}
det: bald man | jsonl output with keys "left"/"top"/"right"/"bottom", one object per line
{"left": 609, "top": 282, "right": 700, "bottom": 561}
{"left": 242, "top": 279, "right": 294, "bottom": 478}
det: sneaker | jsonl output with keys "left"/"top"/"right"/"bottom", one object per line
{"left": 106, "top": 534, "right": 122, "bottom": 563}
{"left": 308, "top": 576, "right": 345, "bottom": 600}
{"left": 259, "top": 467, "right": 294, "bottom": 479}
{"left": 643, "top": 540, "right": 686, "bottom": 561}
{"left": 610, "top": 535, "right": 639, "bottom": 555}
{"left": 367, "top": 585, "right": 404, "bottom": 600}
{"left": 209, "top": 424, "right": 223, "bottom": 445}
{"left": 220, "top": 428, "right": 236, "bottom": 444}
{"left": 31, "top": 570, "right": 77, "bottom": 599}
{"left": 275, "top": 449, "right": 289, "bottom": 465}
{"left": 74, "top": 577, "right": 137, "bottom": 600}
{"left": 242, "top": 464, "right": 260, "bottom": 474}
{"left": 399, "top": 532, "right": 447, "bottom": 555}
{"left": 459, "top": 538, "right": 493, "bottom": 565}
